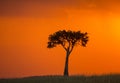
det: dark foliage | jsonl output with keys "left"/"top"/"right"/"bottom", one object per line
{"left": 47, "top": 30, "right": 89, "bottom": 49}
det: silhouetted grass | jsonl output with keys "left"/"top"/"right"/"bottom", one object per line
{"left": 0, "top": 74, "right": 120, "bottom": 83}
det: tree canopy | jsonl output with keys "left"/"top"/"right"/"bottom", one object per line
{"left": 48, "top": 30, "right": 88, "bottom": 51}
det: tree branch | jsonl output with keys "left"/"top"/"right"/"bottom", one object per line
{"left": 68, "top": 41, "right": 71, "bottom": 51}
{"left": 61, "top": 43, "right": 67, "bottom": 51}
{"left": 69, "top": 45, "right": 74, "bottom": 54}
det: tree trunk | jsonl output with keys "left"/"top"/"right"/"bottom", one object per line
{"left": 64, "top": 51, "right": 70, "bottom": 76}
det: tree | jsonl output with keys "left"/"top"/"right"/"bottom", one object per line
{"left": 47, "top": 30, "right": 89, "bottom": 76}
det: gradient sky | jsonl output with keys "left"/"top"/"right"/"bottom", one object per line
{"left": 0, "top": 0, "right": 120, "bottom": 78}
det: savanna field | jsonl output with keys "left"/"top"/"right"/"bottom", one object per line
{"left": 1, "top": 0, "right": 120, "bottom": 82}
{"left": 0, "top": 74, "right": 120, "bottom": 83}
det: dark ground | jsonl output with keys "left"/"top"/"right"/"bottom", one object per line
{"left": 0, "top": 74, "right": 120, "bottom": 83}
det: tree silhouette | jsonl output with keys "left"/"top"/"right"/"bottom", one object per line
{"left": 47, "top": 30, "right": 89, "bottom": 76}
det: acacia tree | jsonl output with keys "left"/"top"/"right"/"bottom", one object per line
{"left": 47, "top": 30, "right": 89, "bottom": 76}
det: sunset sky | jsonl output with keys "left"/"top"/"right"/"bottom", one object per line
{"left": 0, "top": 0, "right": 120, "bottom": 78}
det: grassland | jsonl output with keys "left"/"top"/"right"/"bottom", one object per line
{"left": 0, "top": 74, "right": 120, "bottom": 83}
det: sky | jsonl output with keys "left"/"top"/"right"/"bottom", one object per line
{"left": 0, "top": 0, "right": 120, "bottom": 78}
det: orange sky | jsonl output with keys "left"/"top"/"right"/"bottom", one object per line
{"left": 0, "top": 0, "right": 120, "bottom": 78}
